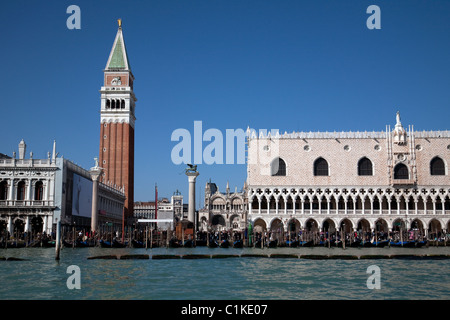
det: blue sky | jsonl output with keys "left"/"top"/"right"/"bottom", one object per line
{"left": 1, "top": 1, "right": 449, "bottom": 206}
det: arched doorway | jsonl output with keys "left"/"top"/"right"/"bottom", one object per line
{"left": 323, "top": 218, "right": 336, "bottom": 233}
{"left": 0, "top": 220, "right": 6, "bottom": 234}
{"left": 253, "top": 218, "right": 267, "bottom": 233}
{"left": 392, "top": 218, "right": 405, "bottom": 232}
{"left": 199, "top": 217, "right": 208, "bottom": 232}
{"left": 410, "top": 219, "right": 425, "bottom": 241}
{"left": 428, "top": 219, "right": 442, "bottom": 240}
{"left": 374, "top": 218, "right": 388, "bottom": 233}
{"left": 31, "top": 216, "right": 43, "bottom": 234}
{"left": 211, "top": 214, "right": 226, "bottom": 231}
{"left": 287, "top": 218, "right": 300, "bottom": 234}
{"left": 305, "top": 219, "right": 318, "bottom": 231}
{"left": 13, "top": 219, "right": 24, "bottom": 235}
{"left": 374, "top": 219, "right": 389, "bottom": 241}
{"left": 357, "top": 218, "right": 371, "bottom": 242}
{"left": 230, "top": 215, "right": 241, "bottom": 230}
{"left": 270, "top": 218, "right": 284, "bottom": 242}
{"left": 339, "top": 218, "right": 353, "bottom": 233}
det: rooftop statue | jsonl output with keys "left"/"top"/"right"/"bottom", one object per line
{"left": 186, "top": 164, "right": 198, "bottom": 174}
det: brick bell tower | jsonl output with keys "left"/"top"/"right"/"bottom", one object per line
{"left": 99, "top": 19, "right": 136, "bottom": 220}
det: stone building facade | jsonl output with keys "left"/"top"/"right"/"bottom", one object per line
{"left": 246, "top": 112, "right": 450, "bottom": 237}
{"left": 0, "top": 140, "right": 125, "bottom": 236}
{"left": 198, "top": 181, "right": 248, "bottom": 232}
{"left": 133, "top": 192, "right": 185, "bottom": 230}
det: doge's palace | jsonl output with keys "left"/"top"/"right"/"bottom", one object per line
{"left": 246, "top": 112, "right": 450, "bottom": 238}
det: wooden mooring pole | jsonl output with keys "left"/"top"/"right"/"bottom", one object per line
{"left": 55, "top": 219, "right": 61, "bottom": 261}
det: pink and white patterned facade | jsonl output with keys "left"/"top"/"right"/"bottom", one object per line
{"left": 246, "top": 113, "right": 450, "bottom": 235}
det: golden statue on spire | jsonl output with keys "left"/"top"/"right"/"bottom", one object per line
{"left": 118, "top": 18, "right": 122, "bottom": 28}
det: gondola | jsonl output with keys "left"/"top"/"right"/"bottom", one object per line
{"left": 299, "top": 240, "right": 314, "bottom": 247}
{"left": 286, "top": 240, "right": 298, "bottom": 247}
{"left": 349, "top": 239, "right": 361, "bottom": 247}
{"left": 195, "top": 239, "right": 207, "bottom": 246}
{"left": 64, "top": 239, "right": 94, "bottom": 248}
{"left": 403, "top": 241, "right": 419, "bottom": 248}
{"left": 100, "top": 239, "right": 127, "bottom": 248}
{"left": 332, "top": 240, "right": 343, "bottom": 247}
{"left": 415, "top": 240, "right": 427, "bottom": 248}
{"left": 41, "top": 239, "right": 56, "bottom": 247}
{"left": 233, "top": 239, "right": 243, "bottom": 248}
{"left": 6, "top": 240, "right": 26, "bottom": 248}
{"left": 169, "top": 238, "right": 182, "bottom": 248}
{"left": 254, "top": 239, "right": 263, "bottom": 248}
{"left": 208, "top": 240, "right": 219, "bottom": 248}
{"left": 183, "top": 239, "right": 194, "bottom": 248}
{"left": 219, "top": 239, "right": 230, "bottom": 248}
{"left": 131, "top": 239, "right": 145, "bottom": 248}
{"left": 267, "top": 239, "right": 278, "bottom": 248}
{"left": 372, "top": 240, "right": 390, "bottom": 247}
{"left": 390, "top": 241, "right": 410, "bottom": 247}
{"left": 362, "top": 241, "right": 373, "bottom": 248}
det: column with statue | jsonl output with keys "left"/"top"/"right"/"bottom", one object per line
{"left": 185, "top": 164, "right": 199, "bottom": 224}
{"left": 90, "top": 158, "right": 103, "bottom": 234}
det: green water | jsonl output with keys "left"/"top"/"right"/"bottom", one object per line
{"left": 0, "top": 246, "right": 449, "bottom": 300}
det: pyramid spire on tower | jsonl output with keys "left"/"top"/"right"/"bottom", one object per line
{"left": 105, "top": 19, "right": 131, "bottom": 71}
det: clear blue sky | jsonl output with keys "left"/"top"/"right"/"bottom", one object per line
{"left": 1, "top": 1, "right": 449, "bottom": 205}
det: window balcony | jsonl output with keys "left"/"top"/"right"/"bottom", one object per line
{"left": 0, "top": 200, "right": 55, "bottom": 207}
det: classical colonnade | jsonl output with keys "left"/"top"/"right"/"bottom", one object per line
{"left": 248, "top": 186, "right": 450, "bottom": 233}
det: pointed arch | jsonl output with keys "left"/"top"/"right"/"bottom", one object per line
{"left": 358, "top": 157, "right": 373, "bottom": 176}
{"left": 271, "top": 157, "right": 286, "bottom": 176}
{"left": 394, "top": 163, "right": 409, "bottom": 179}
{"left": 430, "top": 156, "right": 446, "bottom": 176}
{"left": 314, "top": 157, "right": 329, "bottom": 176}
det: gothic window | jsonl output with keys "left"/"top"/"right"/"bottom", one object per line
{"left": 430, "top": 157, "right": 445, "bottom": 175}
{"left": 394, "top": 163, "right": 409, "bottom": 179}
{"left": 0, "top": 181, "right": 7, "bottom": 200}
{"left": 34, "top": 181, "right": 44, "bottom": 201}
{"left": 314, "top": 157, "right": 329, "bottom": 176}
{"left": 271, "top": 158, "right": 286, "bottom": 176}
{"left": 17, "top": 181, "right": 26, "bottom": 200}
{"left": 358, "top": 157, "right": 373, "bottom": 176}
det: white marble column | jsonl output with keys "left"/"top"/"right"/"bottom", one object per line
{"left": 24, "top": 216, "right": 30, "bottom": 233}
{"left": 7, "top": 216, "right": 13, "bottom": 235}
{"left": 90, "top": 162, "right": 103, "bottom": 233}
{"left": 186, "top": 171, "right": 199, "bottom": 223}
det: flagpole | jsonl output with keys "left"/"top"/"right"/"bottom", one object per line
{"left": 155, "top": 183, "right": 158, "bottom": 220}
{"left": 122, "top": 206, "right": 124, "bottom": 243}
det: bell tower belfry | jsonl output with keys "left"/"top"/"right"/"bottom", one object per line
{"left": 99, "top": 20, "right": 136, "bottom": 219}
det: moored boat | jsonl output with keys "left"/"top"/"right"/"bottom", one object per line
{"left": 372, "top": 240, "right": 390, "bottom": 247}
{"left": 100, "top": 239, "right": 127, "bottom": 248}
{"left": 233, "top": 239, "right": 243, "bottom": 248}
{"left": 183, "top": 239, "right": 194, "bottom": 248}
{"left": 169, "top": 238, "right": 182, "bottom": 248}
{"left": 299, "top": 240, "right": 314, "bottom": 247}
{"left": 286, "top": 240, "right": 298, "bottom": 248}
{"left": 219, "top": 239, "right": 230, "bottom": 248}
{"left": 268, "top": 239, "right": 278, "bottom": 248}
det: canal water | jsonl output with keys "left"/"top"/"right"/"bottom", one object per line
{"left": 0, "top": 246, "right": 449, "bottom": 300}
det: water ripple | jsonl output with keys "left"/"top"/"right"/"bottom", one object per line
{"left": 0, "top": 247, "right": 449, "bottom": 300}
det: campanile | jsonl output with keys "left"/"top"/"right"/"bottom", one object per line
{"left": 99, "top": 20, "right": 136, "bottom": 219}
